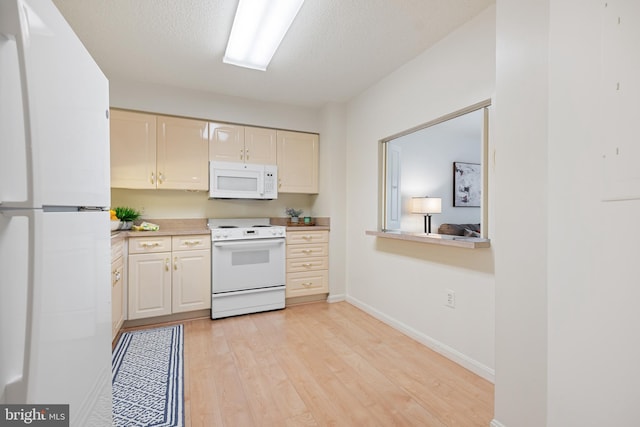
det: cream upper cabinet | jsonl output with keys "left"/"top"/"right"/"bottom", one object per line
{"left": 110, "top": 110, "right": 157, "bottom": 189}
{"left": 244, "top": 126, "right": 277, "bottom": 164}
{"left": 209, "top": 123, "right": 277, "bottom": 165}
{"left": 276, "top": 130, "right": 319, "bottom": 194}
{"left": 157, "top": 116, "right": 209, "bottom": 190}
{"left": 110, "top": 110, "right": 208, "bottom": 190}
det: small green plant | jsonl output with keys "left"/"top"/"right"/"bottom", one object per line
{"left": 285, "top": 207, "right": 303, "bottom": 217}
{"left": 114, "top": 206, "right": 141, "bottom": 222}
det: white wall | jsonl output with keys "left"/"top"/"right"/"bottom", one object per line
{"left": 344, "top": 6, "right": 496, "bottom": 380}
{"left": 492, "top": 0, "right": 549, "bottom": 425}
{"left": 494, "top": 1, "right": 640, "bottom": 426}
{"left": 546, "top": 0, "right": 640, "bottom": 426}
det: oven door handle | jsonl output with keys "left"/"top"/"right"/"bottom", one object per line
{"left": 213, "top": 238, "right": 285, "bottom": 248}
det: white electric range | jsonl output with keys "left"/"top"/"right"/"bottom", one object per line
{"left": 207, "top": 218, "right": 286, "bottom": 319}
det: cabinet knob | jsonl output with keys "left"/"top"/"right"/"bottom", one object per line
{"left": 174, "top": 256, "right": 178, "bottom": 270}
{"left": 165, "top": 258, "right": 170, "bottom": 271}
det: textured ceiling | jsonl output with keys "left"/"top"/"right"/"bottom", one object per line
{"left": 52, "top": 0, "right": 494, "bottom": 108}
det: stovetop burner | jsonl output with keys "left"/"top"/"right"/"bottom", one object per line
{"left": 208, "top": 218, "right": 285, "bottom": 241}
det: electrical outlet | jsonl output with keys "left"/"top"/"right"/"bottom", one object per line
{"left": 445, "top": 289, "right": 456, "bottom": 308}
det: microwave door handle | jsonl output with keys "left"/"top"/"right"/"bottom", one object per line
{"left": 257, "top": 172, "right": 265, "bottom": 197}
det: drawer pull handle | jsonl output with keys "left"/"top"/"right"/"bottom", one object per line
{"left": 303, "top": 235, "right": 312, "bottom": 240}
{"left": 174, "top": 256, "right": 178, "bottom": 270}
{"left": 302, "top": 263, "right": 312, "bottom": 267}
{"left": 141, "top": 242, "right": 161, "bottom": 248}
{"left": 184, "top": 240, "right": 201, "bottom": 246}
{"left": 302, "top": 249, "right": 312, "bottom": 254}
{"left": 165, "top": 258, "right": 170, "bottom": 271}
{"left": 301, "top": 282, "right": 313, "bottom": 287}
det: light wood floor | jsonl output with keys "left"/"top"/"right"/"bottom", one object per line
{"left": 183, "top": 302, "right": 494, "bottom": 427}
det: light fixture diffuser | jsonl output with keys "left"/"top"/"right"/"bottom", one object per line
{"left": 223, "top": 0, "right": 305, "bottom": 71}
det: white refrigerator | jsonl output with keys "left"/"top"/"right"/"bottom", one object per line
{"left": 0, "top": 0, "right": 112, "bottom": 425}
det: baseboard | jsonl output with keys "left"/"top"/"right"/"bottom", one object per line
{"left": 346, "top": 296, "right": 495, "bottom": 383}
{"left": 327, "top": 293, "right": 346, "bottom": 303}
{"left": 490, "top": 419, "right": 506, "bottom": 427}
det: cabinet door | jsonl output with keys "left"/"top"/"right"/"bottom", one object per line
{"left": 110, "top": 110, "right": 157, "bottom": 189}
{"left": 111, "top": 255, "right": 124, "bottom": 339}
{"left": 128, "top": 253, "right": 172, "bottom": 319}
{"left": 209, "top": 122, "right": 245, "bottom": 162}
{"left": 244, "top": 126, "right": 277, "bottom": 165}
{"left": 172, "top": 250, "right": 211, "bottom": 313}
{"left": 277, "top": 130, "right": 319, "bottom": 193}
{"left": 157, "top": 116, "right": 209, "bottom": 190}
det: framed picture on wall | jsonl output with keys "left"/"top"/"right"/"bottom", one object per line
{"left": 453, "top": 162, "right": 481, "bottom": 207}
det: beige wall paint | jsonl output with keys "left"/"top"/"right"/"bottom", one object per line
{"left": 344, "top": 6, "right": 496, "bottom": 379}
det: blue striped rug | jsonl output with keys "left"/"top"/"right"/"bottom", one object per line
{"left": 112, "top": 324, "right": 184, "bottom": 427}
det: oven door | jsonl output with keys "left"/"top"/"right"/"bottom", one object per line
{"left": 212, "top": 238, "right": 285, "bottom": 293}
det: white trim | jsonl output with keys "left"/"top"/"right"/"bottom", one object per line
{"left": 490, "top": 419, "right": 506, "bottom": 427}
{"left": 327, "top": 293, "right": 346, "bottom": 303}
{"left": 346, "top": 295, "right": 495, "bottom": 383}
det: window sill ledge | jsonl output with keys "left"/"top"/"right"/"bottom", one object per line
{"left": 365, "top": 230, "right": 491, "bottom": 249}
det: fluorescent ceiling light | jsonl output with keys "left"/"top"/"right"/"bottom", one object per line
{"left": 223, "top": 0, "right": 305, "bottom": 71}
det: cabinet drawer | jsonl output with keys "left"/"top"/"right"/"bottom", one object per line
{"left": 111, "top": 237, "right": 124, "bottom": 261}
{"left": 286, "top": 270, "right": 329, "bottom": 297}
{"left": 128, "top": 236, "right": 172, "bottom": 254}
{"left": 286, "top": 256, "right": 329, "bottom": 273}
{"left": 172, "top": 235, "right": 211, "bottom": 251}
{"left": 286, "top": 243, "right": 328, "bottom": 258}
{"left": 286, "top": 230, "right": 328, "bottom": 245}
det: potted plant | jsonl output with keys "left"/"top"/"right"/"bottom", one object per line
{"left": 113, "top": 206, "right": 141, "bottom": 230}
{"left": 285, "top": 207, "right": 303, "bottom": 224}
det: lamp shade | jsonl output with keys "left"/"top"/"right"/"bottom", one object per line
{"left": 411, "top": 197, "right": 442, "bottom": 214}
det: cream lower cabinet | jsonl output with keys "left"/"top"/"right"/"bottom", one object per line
{"left": 111, "top": 234, "right": 125, "bottom": 339}
{"left": 128, "top": 235, "right": 211, "bottom": 320}
{"left": 285, "top": 230, "right": 329, "bottom": 298}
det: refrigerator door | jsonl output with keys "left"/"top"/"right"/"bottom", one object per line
{"left": 0, "top": 209, "right": 112, "bottom": 425}
{"left": 0, "top": 0, "right": 110, "bottom": 209}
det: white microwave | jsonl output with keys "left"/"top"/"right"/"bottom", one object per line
{"left": 209, "top": 161, "right": 278, "bottom": 199}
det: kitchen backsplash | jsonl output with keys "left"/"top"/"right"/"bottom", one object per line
{"left": 111, "top": 188, "right": 317, "bottom": 219}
